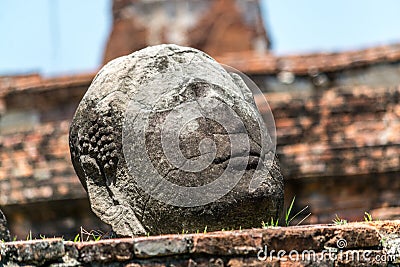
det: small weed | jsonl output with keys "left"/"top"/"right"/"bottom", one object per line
{"left": 381, "top": 236, "right": 387, "bottom": 247}
{"left": 364, "top": 212, "right": 373, "bottom": 222}
{"left": 262, "top": 217, "right": 279, "bottom": 228}
{"left": 182, "top": 226, "right": 208, "bottom": 235}
{"left": 79, "top": 226, "right": 106, "bottom": 241}
{"left": 26, "top": 231, "right": 32, "bottom": 241}
{"left": 285, "top": 196, "right": 311, "bottom": 226}
{"left": 93, "top": 234, "right": 102, "bottom": 241}
{"left": 73, "top": 233, "right": 81, "bottom": 242}
{"left": 73, "top": 227, "right": 105, "bottom": 242}
{"left": 333, "top": 214, "right": 348, "bottom": 225}
{"left": 261, "top": 196, "right": 311, "bottom": 228}
{"left": 221, "top": 227, "right": 235, "bottom": 232}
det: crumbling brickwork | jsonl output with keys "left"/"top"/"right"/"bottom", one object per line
{"left": 1, "top": 221, "right": 399, "bottom": 266}
{"left": 103, "top": 0, "right": 270, "bottom": 63}
{"left": 0, "top": 74, "right": 110, "bottom": 239}
{"left": 270, "top": 86, "right": 400, "bottom": 178}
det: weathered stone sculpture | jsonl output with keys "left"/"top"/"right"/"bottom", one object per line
{"left": 69, "top": 44, "right": 283, "bottom": 237}
{"left": 0, "top": 208, "right": 10, "bottom": 241}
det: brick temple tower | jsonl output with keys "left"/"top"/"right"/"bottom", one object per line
{"left": 103, "top": 0, "right": 271, "bottom": 63}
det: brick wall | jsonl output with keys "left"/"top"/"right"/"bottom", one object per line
{"left": 269, "top": 85, "right": 400, "bottom": 178}
{"left": 0, "top": 76, "right": 110, "bottom": 239}
{"left": 2, "top": 221, "right": 399, "bottom": 266}
{"left": 267, "top": 85, "right": 400, "bottom": 223}
{"left": 0, "top": 81, "right": 88, "bottom": 205}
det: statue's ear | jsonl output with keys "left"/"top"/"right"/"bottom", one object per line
{"left": 69, "top": 128, "right": 88, "bottom": 192}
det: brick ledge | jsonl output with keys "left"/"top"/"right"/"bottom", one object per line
{"left": 1, "top": 221, "right": 399, "bottom": 266}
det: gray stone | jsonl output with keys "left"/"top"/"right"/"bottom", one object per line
{"left": 134, "top": 236, "right": 192, "bottom": 258}
{"left": 0, "top": 208, "right": 10, "bottom": 242}
{"left": 69, "top": 44, "right": 283, "bottom": 237}
{"left": 1, "top": 238, "right": 64, "bottom": 266}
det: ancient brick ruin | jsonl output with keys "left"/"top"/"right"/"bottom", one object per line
{"left": 2, "top": 43, "right": 400, "bottom": 238}
{"left": 103, "top": 0, "right": 270, "bottom": 63}
{"left": 0, "top": 73, "right": 109, "bottom": 238}
{"left": 0, "top": 0, "right": 400, "bottom": 255}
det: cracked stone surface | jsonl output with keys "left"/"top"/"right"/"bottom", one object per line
{"left": 69, "top": 44, "right": 284, "bottom": 237}
{"left": 0, "top": 208, "right": 10, "bottom": 242}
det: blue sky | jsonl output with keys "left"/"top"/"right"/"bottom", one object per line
{"left": 0, "top": 0, "right": 110, "bottom": 76}
{"left": 263, "top": 0, "right": 400, "bottom": 53}
{"left": 1, "top": 0, "right": 400, "bottom": 76}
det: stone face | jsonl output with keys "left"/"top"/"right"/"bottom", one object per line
{"left": 0, "top": 208, "right": 10, "bottom": 242}
{"left": 69, "top": 44, "right": 283, "bottom": 237}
